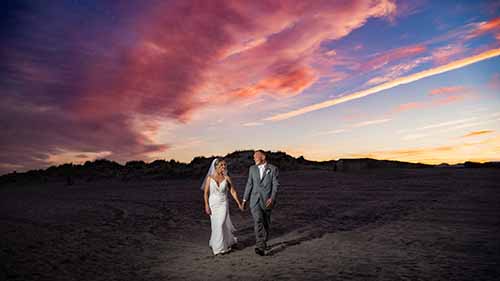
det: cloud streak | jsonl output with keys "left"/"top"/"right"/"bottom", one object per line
{"left": 462, "top": 130, "right": 495, "bottom": 138}
{"left": 264, "top": 48, "right": 500, "bottom": 121}
{"left": 429, "top": 86, "right": 467, "bottom": 95}
{"left": 352, "top": 118, "right": 392, "bottom": 127}
{"left": 311, "top": 117, "right": 391, "bottom": 137}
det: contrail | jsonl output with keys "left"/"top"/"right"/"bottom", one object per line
{"left": 264, "top": 48, "right": 500, "bottom": 121}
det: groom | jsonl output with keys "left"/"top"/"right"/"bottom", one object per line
{"left": 241, "top": 150, "right": 279, "bottom": 256}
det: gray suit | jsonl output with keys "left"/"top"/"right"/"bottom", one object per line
{"left": 243, "top": 163, "right": 279, "bottom": 250}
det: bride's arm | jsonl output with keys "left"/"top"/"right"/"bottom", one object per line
{"left": 203, "top": 177, "right": 211, "bottom": 215}
{"left": 226, "top": 176, "right": 242, "bottom": 208}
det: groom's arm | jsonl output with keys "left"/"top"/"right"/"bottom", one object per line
{"left": 243, "top": 167, "right": 253, "bottom": 203}
{"left": 271, "top": 166, "right": 279, "bottom": 202}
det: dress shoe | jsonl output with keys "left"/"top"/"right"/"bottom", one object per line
{"left": 254, "top": 248, "right": 265, "bottom": 256}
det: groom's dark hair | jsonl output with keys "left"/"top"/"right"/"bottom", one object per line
{"left": 255, "top": 149, "right": 266, "bottom": 155}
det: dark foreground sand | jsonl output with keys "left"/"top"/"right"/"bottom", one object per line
{"left": 1, "top": 168, "right": 499, "bottom": 281}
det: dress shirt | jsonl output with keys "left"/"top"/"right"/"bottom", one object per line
{"left": 258, "top": 162, "right": 267, "bottom": 179}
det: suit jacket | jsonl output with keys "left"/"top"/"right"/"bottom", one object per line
{"left": 243, "top": 163, "right": 279, "bottom": 210}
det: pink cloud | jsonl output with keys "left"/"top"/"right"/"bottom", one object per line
{"left": 489, "top": 73, "right": 500, "bottom": 89}
{"left": 393, "top": 86, "right": 473, "bottom": 113}
{"left": 432, "top": 94, "right": 467, "bottom": 105}
{"left": 429, "top": 86, "right": 467, "bottom": 95}
{"left": 362, "top": 17, "right": 500, "bottom": 90}
{"left": 76, "top": 0, "right": 398, "bottom": 117}
{"left": 366, "top": 56, "right": 432, "bottom": 85}
{"left": 394, "top": 102, "right": 427, "bottom": 112}
{"left": 432, "top": 44, "right": 467, "bottom": 64}
{"left": 205, "top": 0, "right": 397, "bottom": 101}
{"left": 1, "top": 0, "right": 399, "bottom": 174}
{"left": 309, "top": 16, "right": 500, "bottom": 91}
{"left": 360, "top": 44, "right": 427, "bottom": 72}
{"left": 466, "top": 17, "right": 500, "bottom": 40}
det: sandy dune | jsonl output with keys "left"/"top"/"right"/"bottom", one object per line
{"left": 1, "top": 168, "right": 499, "bottom": 280}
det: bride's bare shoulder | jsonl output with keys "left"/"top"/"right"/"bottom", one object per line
{"left": 224, "top": 175, "right": 233, "bottom": 183}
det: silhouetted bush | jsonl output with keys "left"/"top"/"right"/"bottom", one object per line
{"left": 5, "top": 151, "right": 494, "bottom": 185}
{"left": 464, "top": 161, "right": 500, "bottom": 168}
{"left": 336, "top": 158, "right": 431, "bottom": 172}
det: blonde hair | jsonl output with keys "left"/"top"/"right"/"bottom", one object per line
{"left": 214, "top": 158, "right": 226, "bottom": 168}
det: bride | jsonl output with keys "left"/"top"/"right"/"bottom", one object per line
{"left": 202, "top": 158, "right": 242, "bottom": 255}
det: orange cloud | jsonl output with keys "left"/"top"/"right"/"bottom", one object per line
{"left": 394, "top": 101, "right": 426, "bottom": 112}
{"left": 462, "top": 130, "right": 495, "bottom": 138}
{"left": 231, "top": 66, "right": 317, "bottom": 99}
{"left": 467, "top": 17, "right": 500, "bottom": 40}
{"left": 347, "top": 145, "right": 454, "bottom": 160}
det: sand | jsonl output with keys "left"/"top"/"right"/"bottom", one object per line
{"left": 1, "top": 168, "right": 499, "bottom": 280}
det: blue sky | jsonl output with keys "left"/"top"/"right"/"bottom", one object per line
{"left": 1, "top": 0, "right": 499, "bottom": 174}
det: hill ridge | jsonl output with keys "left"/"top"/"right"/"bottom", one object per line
{"left": 1, "top": 150, "right": 498, "bottom": 185}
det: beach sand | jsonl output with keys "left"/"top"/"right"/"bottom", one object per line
{"left": 1, "top": 168, "right": 499, "bottom": 280}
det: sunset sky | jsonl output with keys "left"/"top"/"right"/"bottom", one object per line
{"left": 1, "top": 0, "right": 500, "bottom": 175}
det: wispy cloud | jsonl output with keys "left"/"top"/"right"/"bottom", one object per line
{"left": 431, "top": 44, "right": 467, "bottom": 64}
{"left": 312, "top": 129, "right": 347, "bottom": 137}
{"left": 264, "top": 48, "right": 500, "bottom": 121}
{"left": 429, "top": 85, "right": 467, "bottom": 95}
{"left": 462, "top": 130, "right": 495, "bottom": 138}
{"left": 391, "top": 90, "right": 470, "bottom": 113}
{"left": 361, "top": 44, "right": 427, "bottom": 72}
{"left": 397, "top": 117, "right": 478, "bottom": 134}
{"left": 352, "top": 118, "right": 392, "bottom": 127}
{"left": 242, "top": 122, "right": 263, "bottom": 127}
{"left": 397, "top": 113, "right": 500, "bottom": 140}
{"left": 365, "top": 56, "right": 432, "bottom": 86}
{"left": 394, "top": 101, "right": 427, "bottom": 112}
{"left": 489, "top": 73, "right": 500, "bottom": 89}
{"left": 46, "top": 150, "right": 113, "bottom": 166}
{"left": 442, "top": 120, "right": 492, "bottom": 132}
{"left": 312, "top": 118, "right": 391, "bottom": 136}
{"left": 465, "top": 17, "right": 500, "bottom": 40}
{"left": 401, "top": 133, "right": 430, "bottom": 141}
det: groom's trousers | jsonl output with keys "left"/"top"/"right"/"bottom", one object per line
{"left": 251, "top": 205, "right": 272, "bottom": 250}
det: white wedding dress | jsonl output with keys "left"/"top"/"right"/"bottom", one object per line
{"left": 208, "top": 177, "right": 237, "bottom": 255}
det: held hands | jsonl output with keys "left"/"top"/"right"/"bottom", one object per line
{"left": 265, "top": 198, "right": 273, "bottom": 209}
{"left": 238, "top": 199, "right": 272, "bottom": 210}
